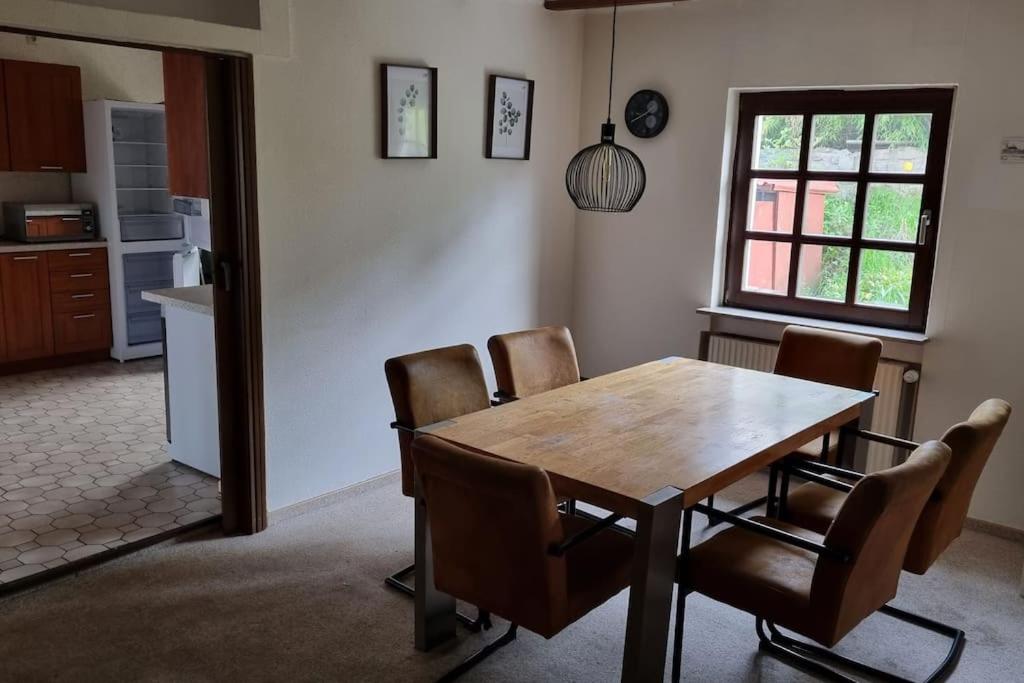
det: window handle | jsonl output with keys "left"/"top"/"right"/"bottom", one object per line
{"left": 917, "top": 210, "right": 932, "bottom": 246}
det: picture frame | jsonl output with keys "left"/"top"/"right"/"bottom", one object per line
{"left": 380, "top": 63, "right": 438, "bottom": 159}
{"left": 486, "top": 75, "right": 535, "bottom": 161}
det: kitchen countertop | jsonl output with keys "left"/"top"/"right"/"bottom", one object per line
{"left": 0, "top": 239, "right": 107, "bottom": 254}
{"left": 142, "top": 285, "right": 214, "bottom": 316}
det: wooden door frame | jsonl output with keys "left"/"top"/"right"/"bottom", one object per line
{"left": 0, "top": 26, "right": 268, "bottom": 534}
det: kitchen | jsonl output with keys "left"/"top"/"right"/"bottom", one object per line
{"left": 0, "top": 34, "right": 221, "bottom": 586}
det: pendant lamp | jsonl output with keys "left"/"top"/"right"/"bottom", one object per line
{"left": 565, "top": 0, "right": 646, "bottom": 213}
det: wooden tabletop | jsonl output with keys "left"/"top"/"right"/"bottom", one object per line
{"left": 422, "top": 357, "right": 874, "bottom": 515}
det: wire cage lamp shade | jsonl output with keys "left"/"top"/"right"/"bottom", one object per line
{"left": 565, "top": 0, "right": 646, "bottom": 213}
{"left": 566, "top": 122, "right": 645, "bottom": 212}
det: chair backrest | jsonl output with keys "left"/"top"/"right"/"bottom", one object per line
{"left": 774, "top": 326, "right": 882, "bottom": 392}
{"left": 412, "top": 435, "right": 570, "bottom": 637}
{"left": 810, "top": 441, "right": 950, "bottom": 645}
{"left": 487, "top": 326, "right": 581, "bottom": 399}
{"left": 384, "top": 344, "right": 490, "bottom": 497}
{"left": 904, "top": 398, "right": 1012, "bottom": 574}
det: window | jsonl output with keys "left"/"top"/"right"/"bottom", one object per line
{"left": 724, "top": 89, "right": 954, "bottom": 331}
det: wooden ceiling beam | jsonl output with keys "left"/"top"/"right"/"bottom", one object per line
{"left": 544, "top": 0, "right": 676, "bottom": 10}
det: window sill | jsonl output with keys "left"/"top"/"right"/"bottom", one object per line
{"left": 697, "top": 306, "right": 930, "bottom": 345}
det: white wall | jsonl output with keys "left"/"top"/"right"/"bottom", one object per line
{"left": 573, "top": 0, "right": 1024, "bottom": 530}
{"left": 255, "top": 0, "right": 583, "bottom": 509}
{"left": 0, "top": 33, "right": 163, "bottom": 207}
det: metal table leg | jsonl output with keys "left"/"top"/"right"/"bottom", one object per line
{"left": 414, "top": 475, "right": 456, "bottom": 651}
{"left": 621, "top": 487, "right": 684, "bottom": 682}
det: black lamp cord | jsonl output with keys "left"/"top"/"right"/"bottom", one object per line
{"left": 606, "top": 0, "right": 618, "bottom": 124}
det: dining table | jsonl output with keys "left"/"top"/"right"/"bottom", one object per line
{"left": 415, "top": 356, "right": 876, "bottom": 682}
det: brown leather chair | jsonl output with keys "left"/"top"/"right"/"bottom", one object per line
{"left": 412, "top": 434, "right": 634, "bottom": 681}
{"left": 674, "top": 441, "right": 951, "bottom": 683}
{"left": 487, "top": 326, "right": 582, "bottom": 403}
{"left": 712, "top": 325, "right": 883, "bottom": 520}
{"left": 785, "top": 399, "right": 1011, "bottom": 572}
{"left": 384, "top": 344, "right": 491, "bottom": 628}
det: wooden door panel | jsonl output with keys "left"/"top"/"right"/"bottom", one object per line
{"left": 51, "top": 64, "right": 86, "bottom": 172}
{"left": 0, "top": 252, "right": 54, "bottom": 360}
{"left": 163, "top": 52, "right": 210, "bottom": 198}
{"left": 3, "top": 60, "right": 84, "bottom": 172}
{"left": 0, "top": 62, "right": 11, "bottom": 171}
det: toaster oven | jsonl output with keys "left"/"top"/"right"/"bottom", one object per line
{"left": 2, "top": 203, "right": 98, "bottom": 243}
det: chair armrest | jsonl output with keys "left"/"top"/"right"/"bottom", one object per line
{"left": 390, "top": 421, "right": 416, "bottom": 435}
{"left": 693, "top": 503, "right": 850, "bottom": 563}
{"left": 783, "top": 465, "right": 855, "bottom": 493}
{"left": 492, "top": 391, "right": 518, "bottom": 405}
{"left": 789, "top": 458, "right": 863, "bottom": 482}
{"left": 548, "top": 512, "right": 624, "bottom": 557}
{"left": 845, "top": 428, "right": 919, "bottom": 452}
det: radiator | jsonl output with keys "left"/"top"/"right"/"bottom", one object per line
{"left": 703, "top": 333, "right": 917, "bottom": 472}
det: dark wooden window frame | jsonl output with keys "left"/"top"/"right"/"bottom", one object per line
{"left": 0, "top": 25, "right": 267, "bottom": 536}
{"left": 724, "top": 88, "right": 954, "bottom": 331}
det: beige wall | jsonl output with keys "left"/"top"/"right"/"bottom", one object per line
{"left": 573, "top": 0, "right": 1024, "bottom": 530}
{"left": 0, "top": 33, "right": 163, "bottom": 206}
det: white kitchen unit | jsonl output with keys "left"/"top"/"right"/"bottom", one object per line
{"left": 141, "top": 285, "right": 220, "bottom": 479}
{"left": 73, "top": 101, "right": 187, "bottom": 361}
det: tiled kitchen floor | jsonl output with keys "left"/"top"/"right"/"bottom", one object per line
{"left": 0, "top": 359, "right": 220, "bottom": 585}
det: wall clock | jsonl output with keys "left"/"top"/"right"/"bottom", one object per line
{"left": 625, "top": 89, "right": 670, "bottom": 139}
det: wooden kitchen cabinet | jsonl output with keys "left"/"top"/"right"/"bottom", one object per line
{"left": 0, "top": 247, "right": 111, "bottom": 372}
{"left": 163, "top": 52, "right": 210, "bottom": 198}
{"left": 2, "top": 59, "right": 87, "bottom": 173}
{"left": 0, "top": 64, "right": 10, "bottom": 171}
{"left": 0, "top": 252, "right": 55, "bottom": 361}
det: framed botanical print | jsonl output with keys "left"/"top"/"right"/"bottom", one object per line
{"left": 486, "top": 75, "right": 535, "bottom": 160}
{"left": 380, "top": 64, "right": 438, "bottom": 159}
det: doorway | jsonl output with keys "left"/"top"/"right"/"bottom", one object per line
{"left": 0, "top": 27, "right": 265, "bottom": 593}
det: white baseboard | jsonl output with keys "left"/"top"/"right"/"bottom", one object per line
{"left": 268, "top": 470, "right": 400, "bottom": 524}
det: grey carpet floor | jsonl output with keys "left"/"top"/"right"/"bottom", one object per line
{"left": 0, "top": 471, "right": 1021, "bottom": 682}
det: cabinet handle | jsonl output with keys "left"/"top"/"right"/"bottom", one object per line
{"left": 13, "top": 256, "right": 39, "bottom": 261}
{"left": 73, "top": 314, "right": 96, "bottom": 320}
{"left": 61, "top": 217, "right": 81, "bottom": 222}
{"left": 71, "top": 293, "right": 95, "bottom": 300}
{"left": 40, "top": 165, "right": 64, "bottom": 170}
{"left": 69, "top": 273, "right": 94, "bottom": 278}
{"left": 68, "top": 253, "right": 93, "bottom": 257}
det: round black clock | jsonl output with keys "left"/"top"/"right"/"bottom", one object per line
{"left": 625, "top": 90, "right": 670, "bottom": 139}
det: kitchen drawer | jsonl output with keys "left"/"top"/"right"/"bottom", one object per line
{"left": 51, "top": 288, "right": 110, "bottom": 314}
{"left": 53, "top": 307, "right": 111, "bottom": 355}
{"left": 49, "top": 265, "right": 109, "bottom": 292}
{"left": 48, "top": 248, "right": 107, "bottom": 271}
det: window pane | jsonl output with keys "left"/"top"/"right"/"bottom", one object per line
{"left": 804, "top": 180, "right": 857, "bottom": 238}
{"left": 808, "top": 114, "right": 864, "bottom": 172}
{"left": 743, "top": 240, "right": 792, "bottom": 296}
{"left": 797, "top": 245, "right": 850, "bottom": 302}
{"left": 753, "top": 115, "right": 803, "bottom": 170}
{"left": 748, "top": 178, "right": 797, "bottom": 234}
{"left": 870, "top": 113, "right": 932, "bottom": 174}
{"left": 856, "top": 249, "right": 915, "bottom": 309}
{"left": 863, "top": 183, "right": 923, "bottom": 242}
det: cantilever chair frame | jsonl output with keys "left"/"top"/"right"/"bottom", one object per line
{"left": 768, "top": 430, "right": 966, "bottom": 683}
{"left": 433, "top": 502, "right": 632, "bottom": 682}
{"left": 386, "top": 421, "right": 493, "bottom": 633}
{"left": 675, "top": 499, "right": 962, "bottom": 683}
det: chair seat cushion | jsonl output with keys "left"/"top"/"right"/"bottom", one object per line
{"left": 784, "top": 481, "right": 846, "bottom": 535}
{"left": 561, "top": 515, "right": 635, "bottom": 628}
{"left": 686, "top": 517, "right": 829, "bottom": 643}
